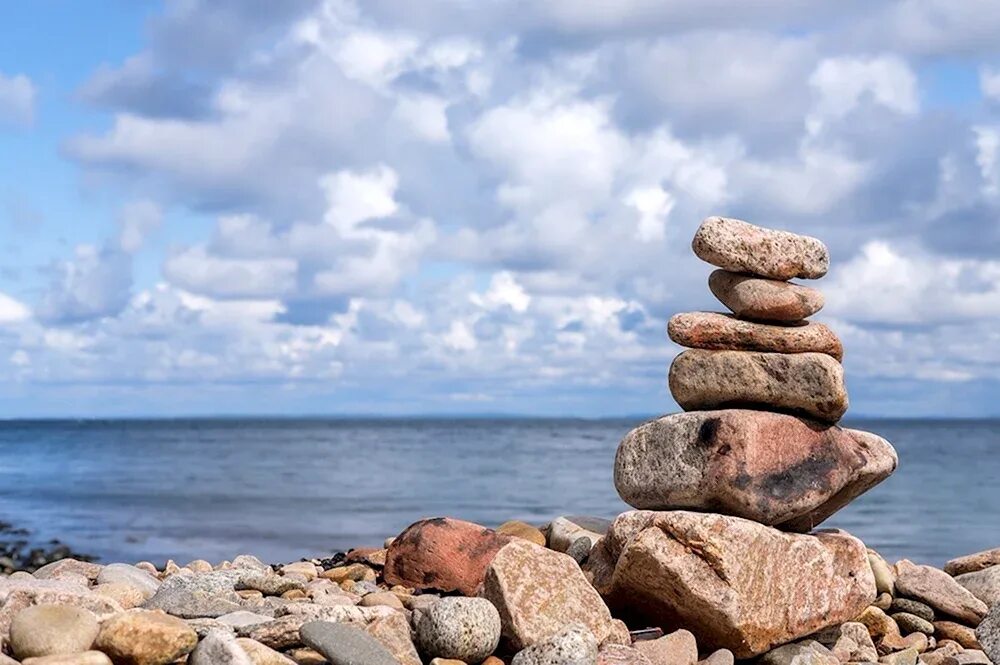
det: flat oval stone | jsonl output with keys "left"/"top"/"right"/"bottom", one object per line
{"left": 947, "top": 549, "right": 1000, "bottom": 576}
{"left": 614, "top": 410, "right": 897, "bottom": 531}
{"left": 669, "top": 312, "right": 842, "bottom": 360}
{"left": 669, "top": 350, "right": 848, "bottom": 423}
{"left": 693, "top": 217, "right": 829, "bottom": 280}
{"left": 299, "top": 621, "right": 399, "bottom": 665}
{"left": 708, "top": 270, "right": 823, "bottom": 322}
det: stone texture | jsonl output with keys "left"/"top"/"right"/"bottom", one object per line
{"left": 708, "top": 270, "right": 824, "bottom": 322}
{"left": 235, "top": 638, "right": 298, "bottom": 665}
{"left": 976, "top": 604, "right": 1000, "bottom": 665}
{"left": 384, "top": 517, "right": 512, "bottom": 595}
{"left": 692, "top": 216, "right": 829, "bottom": 280}
{"left": 32, "top": 559, "right": 103, "bottom": 582}
{"left": 759, "top": 641, "right": 838, "bottom": 665}
{"left": 547, "top": 516, "right": 611, "bottom": 553}
{"left": 299, "top": 621, "right": 400, "bottom": 665}
{"left": 598, "top": 644, "right": 653, "bottom": 665}
{"left": 95, "top": 609, "right": 199, "bottom": 665}
{"left": 812, "top": 621, "right": 878, "bottom": 663}
{"left": 0, "top": 578, "right": 124, "bottom": 635}
{"left": 668, "top": 312, "right": 843, "bottom": 360}
{"left": 956, "top": 566, "right": 1000, "bottom": 609}
{"left": 416, "top": 597, "right": 501, "bottom": 662}
{"left": 497, "top": 520, "right": 547, "bottom": 546}
{"left": 698, "top": 650, "right": 734, "bottom": 665}
{"left": 93, "top": 582, "right": 147, "bottom": 610}
{"left": 946, "top": 549, "right": 1000, "bottom": 577}
{"left": 892, "top": 612, "right": 934, "bottom": 635}
{"left": 365, "top": 612, "right": 421, "bottom": 665}
{"left": 9, "top": 604, "right": 100, "bottom": 659}
{"left": 142, "top": 572, "right": 244, "bottom": 618}
{"left": 510, "top": 623, "right": 598, "bottom": 665}
{"left": 588, "top": 511, "right": 875, "bottom": 659}
{"left": 96, "top": 564, "right": 160, "bottom": 599}
{"left": 890, "top": 598, "right": 934, "bottom": 622}
{"left": 933, "top": 622, "right": 980, "bottom": 650}
{"left": 190, "top": 629, "right": 254, "bottom": 665}
{"left": 21, "top": 653, "right": 112, "bottom": 665}
{"left": 895, "top": 560, "right": 988, "bottom": 626}
{"left": 482, "top": 539, "right": 620, "bottom": 651}
{"left": 871, "top": 551, "right": 897, "bottom": 596}
{"left": 614, "top": 410, "right": 897, "bottom": 530}
{"left": 669, "top": 350, "right": 848, "bottom": 423}
{"left": 633, "top": 629, "right": 697, "bottom": 665}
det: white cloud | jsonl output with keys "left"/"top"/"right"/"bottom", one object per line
{"left": 37, "top": 245, "right": 133, "bottom": 324}
{"left": 974, "top": 126, "right": 1000, "bottom": 198}
{"left": 118, "top": 200, "right": 163, "bottom": 253}
{"left": 807, "top": 55, "right": 918, "bottom": 134}
{"left": 471, "top": 272, "right": 531, "bottom": 313}
{"left": 321, "top": 165, "right": 400, "bottom": 235}
{"left": 625, "top": 185, "right": 674, "bottom": 242}
{"left": 0, "top": 292, "right": 30, "bottom": 324}
{"left": 980, "top": 66, "right": 1000, "bottom": 102}
{"left": 0, "top": 72, "right": 36, "bottom": 126}
{"left": 163, "top": 246, "right": 298, "bottom": 299}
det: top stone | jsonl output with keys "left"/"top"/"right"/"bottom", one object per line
{"left": 693, "top": 217, "right": 830, "bottom": 280}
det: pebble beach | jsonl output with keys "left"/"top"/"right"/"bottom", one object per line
{"left": 2, "top": 216, "right": 999, "bottom": 665}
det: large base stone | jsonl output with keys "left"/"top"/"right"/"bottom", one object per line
{"left": 587, "top": 511, "right": 876, "bottom": 659}
{"left": 614, "top": 410, "right": 897, "bottom": 531}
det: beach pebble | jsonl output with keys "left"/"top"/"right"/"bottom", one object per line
{"left": 21, "top": 652, "right": 112, "bottom": 665}
{"left": 878, "top": 646, "right": 918, "bottom": 665}
{"left": 708, "top": 270, "right": 823, "bottom": 322}
{"left": 185, "top": 559, "right": 213, "bottom": 573}
{"left": 235, "top": 637, "right": 297, "bottom": 664}
{"left": 869, "top": 550, "right": 897, "bottom": 596}
{"left": 359, "top": 591, "right": 404, "bottom": 610}
{"left": 95, "top": 609, "right": 198, "bottom": 665}
{"left": 429, "top": 659, "right": 466, "bottom": 665}
{"left": 321, "top": 563, "right": 377, "bottom": 584}
{"left": 142, "top": 571, "right": 244, "bottom": 618}
{"left": 976, "top": 604, "right": 1000, "bottom": 664}
{"left": 956, "top": 565, "right": 1000, "bottom": 608}
{"left": 497, "top": 520, "right": 546, "bottom": 546}
{"left": 216, "top": 611, "right": 277, "bottom": 628}
{"left": 953, "top": 650, "right": 993, "bottom": 665}
{"left": 511, "top": 623, "right": 598, "bottom": 665}
{"left": 189, "top": 629, "right": 254, "bottom": 665}
{"left": 934, "top": 621, "right": 981, "bottom": 649}
{"left": 97, "top": 563, "right": 161, "bottom": 598}
{"left": 892, "top": 612, "right": 934, "bottom": 635}
{"left": 874, "top": 593, "right": 893, "bottom": 610}
{"left": 597, "top": 644, "right": 652, "bottom": 665}
{"left": 946, "top": 549, "right": 1000, "bottom": 577}
{"left": 416, "top": 597, "right": 501, "bottom": 662}
{"left": 231, "top": 555, "right": 270, "bottom": 572}
{"left": 366, "top": 612, "right": 422, "bottom": 665}
{"left": 692, "top": 216, "right": 829, "bottom": 280}
{"left": 759, "top": 641, "right": 838, "bottom": 665}
{"left": 32, "top": 559, "right": 103, "bottom": 582}
{"left": 698, "top": 650, "right": 734, "bottom": 665}
{"left": 634, "top": 629, "right": 698, "bottom": 665}
{"left": 300, "top": 620, "right": 400, "bottom": 665}
{"left": 281, "top": 562, "right": 319, "bottom": 580}
{"left": 895, "top": 560, "right": 988, "bottom": 626}
{"left": 93, "top": 582, "right": 147, "bottom": 609}
{"left": 9, "top": 604, "right": 100, "bottom": 659}
{"left": 546, "top": 516, "right": 610, "bottom": 553}
{"left": 813, "top": 621, "right": 878, "bottom": 663}
{"left": 667, "top": 312, "right": 843, "bottom": 360}
{"left": 890, "top": 597, "right": 935, "bottom": 622}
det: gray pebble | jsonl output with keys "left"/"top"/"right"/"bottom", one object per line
{"left": 189, "top": 629, "right": 253, "bottom": 665}
{"left": 977, "top": 604, "right": 1000, "bottom": 665}
{"left": 566, "top": 537, "right": 592, "bottom": 565}
{"left": 891, "top": 612, "right": 934, "bottom": 635}
{"left": 890, "top": 597, "right": 935, "bottom": 622}
{"left": 300, "top": 621, "right": 399, "bottom": 665}
{"left": 512, "top": 623, "right": 598, "bottom": 665}
{"left": 416, "top": 597, "right": 501, "bottom": 662}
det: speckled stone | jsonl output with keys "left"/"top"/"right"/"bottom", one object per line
{"left": 708, "top": 270, "right": 824, "bottom": 322}
{"left": 895, "top": 560, "right": 988, "bottom": 626}
{"left": 946, "top": 549, "right": 1000, "bottom": 577}
{"left": 668, "top": 312, "right": 843, "bottom": 360}
{"left": 692, "top": 216, "right": 829, "bottom": 280}
{"left": 95, "top": 609, "right": 198, "bottom": 665}
{"left": 21, "top": 652, "right": 112, "bottom": 665}
{"left": 416, "top": 597, "right": 501, "bottom": 662}
{"left": 189, "top": 629, "right": 254, "bottom": 665}
{"left": 956, "top": 565, "right": 1000, "bottom": 608}
{"left": 890, "top": 597, "right": 934, "bottom": 622}
{"left": 891, "top": 612, "right": 934, "bottom": 635}
{"left": 511, "top": 623, "right": 598, "bottom": 665}
{"left": 977, "top": 604, "right": 1000, "bottom": 664}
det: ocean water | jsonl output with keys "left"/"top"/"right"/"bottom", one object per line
{"left": 0, "top": 418, "right": 995, "bottom": 567}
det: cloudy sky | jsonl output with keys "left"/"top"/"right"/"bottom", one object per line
{"left": 2, "top": 1, "right": 1000, "bottom": 417}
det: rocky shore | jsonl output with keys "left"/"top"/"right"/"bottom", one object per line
{"left": 1, "top": 217, "right": 997, "bottom": 665}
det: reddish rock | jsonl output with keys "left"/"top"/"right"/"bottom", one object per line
{"left": 668, "top": 312, "right": 843, "bottom": 360}
{"left": 613, "top": 410, "right": 897, "bottom": 531}
{"left": 933, "top": 621, "right": 981, "bottom": 650}
{"left": 946, "top": 549, "right": 1000, "bottom": 577}
{"left": 692, "top": 217, "right": 829, "bottom": 280}
{"left": 384, "top": 518, "right": 511, "bottom": 596}
{"left": 895, "top": 560, "right": 988, "bottom": 626}
{"left": 708, "top": 270, "right": 824, "bottom": 322}
{"left": 589, "top": 511, "right": 875, "bottom": 659}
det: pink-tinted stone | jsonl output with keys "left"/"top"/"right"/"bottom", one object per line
{"left": 692, "top": 217, "right": 829, "bottom": 280}
{"left": 668, "top": 312, "right": 843, "bottom": 360}
{"left": 708, "top": 270, "right": 824, "bottom": 322}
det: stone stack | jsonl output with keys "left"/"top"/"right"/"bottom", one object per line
{"left": 602, "top": 217, "right": 900, "bottom": 657}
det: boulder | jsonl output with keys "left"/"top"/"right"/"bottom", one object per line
{"left": 668, "top": 312, "right": 843, "bottom": 360}
{"left": 589, "top": 511, "right": 875, "bottom": 658}
{"left": 669, "top": 350, "right": 848, "bottom": 423}
{"left": 946, "top": 549, "right": 1000, "bottom": 577}
{"left": 692, "top": 216, "right": 829, "bottom": 280}
{"left": 956, "top": 566, "right": 1000, "bottom": 609}
{"left": 708, "top": 270, "right": 823, "bottom": 322}
{"left": 482, "top": 539, "right": 620, "bottom": 650}
{"left": 384, "top": 518, "right": 512, "bottom": 595}
{"left": 614, "top": 410, "right": 896, "bottom": 530}
{"left": 894, "top": 560, "right": 988, "bottom": 626}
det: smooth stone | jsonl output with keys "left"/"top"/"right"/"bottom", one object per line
{"left": 891, "top": 598, "right": 934, "bottom": 622}
{"left": 953, "top": 651, "right": 992, "bottom": 665}
{"left": 871, "top": 551, "right": 898, "bottom": 596}
{"left": 384, "top": 518, "right": 512, "bottom": 596}
{"left": 946, "top": 550, "right": 1000, "bottom": 577}
{"left": 698, "top": 649, "right": 734, "bottom": 665}
{"left": 759, "top": 641, "right": 838, "bottom": 665}
{"left": 669, "top": 349, "right": 848, "bottom": 423}
{"left": 587, "top": 511, "right": 875, "bottom": 659}
{"left": 359, "top": 591, "right": 404, "bottom": 610}
{"left": 235, "top": 638, "right": 297, "bottom": 664}
{"left": 22, "top": 653, "right": 112, "bottom": 665}
{"left": 497, "top": 521, "right": 547, "bottom": 547}
{"left": 142, "top": 571, "right": 244, "bottom": 618}
{"left": 879, "top": 646, "right": 918, "bottom": 665}
{"left": 284, "top": 647, "right": 327, "bottom": 664}
{"left": 429, "top": 659, "right": 466, "bottom": 665}
{"left": 874, "top": 592, "right": 894, "bottom": 610}
{"left": 33, "top": 560, "right": 103, "bottom": 582}
{"left": 692, "top": 216, "right": 829, "bottom": 280}
{"left": 895, "top": 560, "right": 988, "bottom": 626}
{"left": 299, "top": 621, "right": 400, "bottom": 665}
{"left": 633, "top": 629, "right": 698, "bottom": 665}
{"left": 546, "top": 516, "right": 610, "bottom": 553}
{"left": 190, "top": 629, "right": 254, "bottom": 665}
{"left": 93, "top": 582, "right": 147, "bottom": 609}
{"left": 977, "top": 604, "right": 1000, "bottom": 664}
{"left": 510, "top": 623, "right": 598, "bottom": 665}
{"left": 892, "top": 612, "right": 934, "bottom": 635}
{"left": 231, "top": 555, "right": 271, "bottom": 572}
{"left": 598, "top": 644, "right": 653, "bottom": 665}
{"left": 856, "top": 606, "right": 902, "bottom": 643}
{"left": 365, "top": 611, "right": 422, "bottom": 665}
{"left": 0, "top": 579, "right": 124, "bottom": 635}
{"left": 9, "top": 604, "right": 100, "bottom": 659}
{"left": 668, "top": 312, "right": 843, "bottom": 360}
{"left": 933, "top": 621, "right": 981, "bottom": 650}
{"left": 281, "top": 562, "right": 319, "bottom": 581}
{"left": 416, "top": 597, "right": 501, "bottom": 662}
{"left": 97, "top": 563, "right": 161, "bottom": 599}
{"left": 708, "top": 270, "right": 824, "bottom": 322}
{"left": 956, "top": 566, "right": 1000, "bottom": 608}
{"left": 614, "top": 410, "right": 897, "bottom": 531}
{"left": 321, "top": 564, "right": 377, "bottom": 584}
{"left": 217, "top": 611, "right": 278, "bottom": 628}
{"left": 186, "top": 617, "right": 235, "bottom": 638}
{"left": 95, "top": 609, "right": 199, "bottom": 665}
{"left": 483, "top": 539, "right": 620, "bottom": 650}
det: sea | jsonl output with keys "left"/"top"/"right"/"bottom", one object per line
{"left": 0, "top": 418, "right": 995, "bottom": 568}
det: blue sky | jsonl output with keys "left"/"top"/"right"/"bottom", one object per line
{"left": 2, "top": 1, "right": 1000, "bottom": 417}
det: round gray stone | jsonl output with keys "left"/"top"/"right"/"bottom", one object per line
{"left": 511, "top": 623, "right": 598, "bottom": 665}
{"left": 300, "top": 621, "right": 399, "bottom": 665}
{"left": 416, "top": 597, "right": 501, "bottom": 662}
{"left": 891, "top": 612, "right": 934, "bottom": 635}
{"left": 889, "top": 597, "right": 935, "bottom": 622}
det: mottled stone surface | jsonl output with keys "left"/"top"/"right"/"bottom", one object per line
{"left": 589, "top": 511, "right": 875, "bottom": 658}
{"left": 668, "top": 312, "right": 843, "bottom": 360}
{"left": 669, "top": 350, "right": 848, "bottom": 423}
{"left": 957, "top": 566, "right": 1000, "bottom": 609}
{"left": 497, "top": 521, "right": 546, "bottom": 546}
{"left": 189, "top": 629, "right": 254, "bottom": 665}
{"left": 934, "top": 622, "right": 981, "bottom": 650}
{"left": 300, "top": 621, "right": 400, "bottom": 665}
{"left": 895, "top": 560, "right": 988, "bottom": 626}
{"left": 384, "top": 518, "right": 512, "bottom": 595}
{"left": 235, "top": 638, "right": 298, "bottom": 664}
{"left": 692, "top": 217, "right": 829, "bottom": 280}
{"left": 366, "top": 612, "right": 422, "bottom": 665}
{"left": 416, "top": 597, "right": 501, "bottom": 662}
{"left": 95, "top": 609, "right": 199, "bottom": 665}
{"left": 633, "top": 629, "right": 697, "bottom": 665}
{"left": 510, "top": 623, "right": 598, "bottom": 665}
{"left": 708, "top": 270, "right": 824, "bottom": 322}
{"left": 598, "top": 644, "right": 653, "bottom": 665}
{"left": 21, "top": 652, "right": 112, "bottom": 665}
{"left": 482, "top": 539, "right": 620, "bottom": 650}
{"left": 947, "top": 549, "right": 1000, "bottom": 577}
{"left": 759, "top": 641, "right": 838, "bottom": 665}
{"left": 614, "top": 410, "right": 896, "bottom": 530}
{"left": 547, "top": 516, "right": 611, "bottom": 553}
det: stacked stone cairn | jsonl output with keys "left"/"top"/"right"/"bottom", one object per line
{"left": 1, "top": 218, "right": 998, "bottom": 665}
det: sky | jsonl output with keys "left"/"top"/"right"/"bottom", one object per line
{"left": 2, "top": 1, "right": 1000, "bottom": 418}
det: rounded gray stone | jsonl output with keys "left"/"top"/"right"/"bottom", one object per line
{"left": 9, "top": 604, "right": 100, "bottom": 659}
{"left": 889, "top": 597, "right": 935, "bottom": 622}
{"left": 300, "top": 621, "right": 400, "bottom": 665}
{"left": 416, "top": 597, "right": 501, "bottom": 662}
{"left": 189, "top": 629, "right": 253, "bottom": 665}
{"left": 566, "top": 537, "right": 591, "bottom": 565}
{"left": 891, "top": 612, "right": 934, "bottom": 635}
{"left": 511, "top": 623, "right": 598, "bottom": 665}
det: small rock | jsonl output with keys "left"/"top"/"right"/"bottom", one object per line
{"left": 708, "top": 270, "right": 824, "bottom": 322}
{"left": 95, "top": 609, "right": 199, "bottom": 665}
{"left": 857, "top": 606, "right": 902, "bottom": 642}
{"left": 953, "top": 650, "right": 992, "bottom": 665}
{"left": 566, "top": 538, "right": 591, "bottom": 565}
{"left": 217, "top": 611, "right": 277, "bottom": 628}
{"left": 366, "top": 611, "right": 421, "bottom": 665}
{"left": 497, "top": 521, "right": 547, "bottom": 546}
{"left": 190, "top": 629, "right": 254, "bottom": 665}
{"left": 359, "top": 592, "right": 404, "bottom": 610}
{"left": 33, "top": 559, "right": 103, "bottom": 582}
{"left": 956, "top": 565, "right": 1000, "bottom": 609}
{"left": 281, "top": 562, "right": 319, "bottom": 581}
{"left": 231, "top": 555, "right": 270, "bottom": 572}
{"left": 299, "top": 621, "right": 400, "bottom": 665}
{"left": 890, "top": 598, "right": 935, "bottom": 622}
{"left": 22, "top": 652, "right": 112, "bottom": 665}
{"left": 97, "top": 563, "right": 161, "bottom": 599}
{"left": 634, "top": 629, "right": 698, "bottom": 665}
{"left": 946, "top": 549, "right": 1000, "bottom": 577}
{"left": 692, "top": 216, "right": 829, "bottom": 280}
{"left": 895, "top": 560, "right": 988, "bottom": 626}
{"left": 93, "top": 582, "right": 148, "bottom": 609}
{"left": 812, "top": 622, "right": 878, "bottom": 663}
{"left": 598, "top": 644, "right": 652, "bottom": 665}
{"left": 546, "top": 517, "right": 610, "bottom": 553}
{"left": 187, "top": 559, "right": 214, "bottom": 573}
{"left": 933, "top": 621, "right": 981, "bottom": 649}
{"left": 416, "top": 597, "right": 501, "bottom": 662}
{"left": 511, "top": 623, "right": 598, "bottom": 665}
{"left": 9, "top": 604, "right": 100, "bottom": 659}
{"left": 321, "top": 564, "right": 376, "bottom": 584}
{"left": 430, "top": 659, "right": 466, "bottom": 665}
{"left": 892, "top": 612, "right": 934, "bottom": 635}
{"left": 667, "top": 312, "right": 843, "bottom": 360}
{"left": 879, "top": 646, "right": 918, "bottom": 665}
{"left": 759, "top": 641, "right": 838, "bottom": 665}
{"left": 142, "top": 571, "right": 244, "bottom": 618}
{"left": 874, "top": 593, "right": 893, "bottom": 610}
{"left": 234, "top": 637, "right": 297, "bottom": 664}
{"left": 870, "top": 551, "right": 897, "bottom": 596}
{"left": 698, "top": 650, "right": 734, "bottom": 665}
{"left": 284, "top": 647, "right": 328, "bottom": 664}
